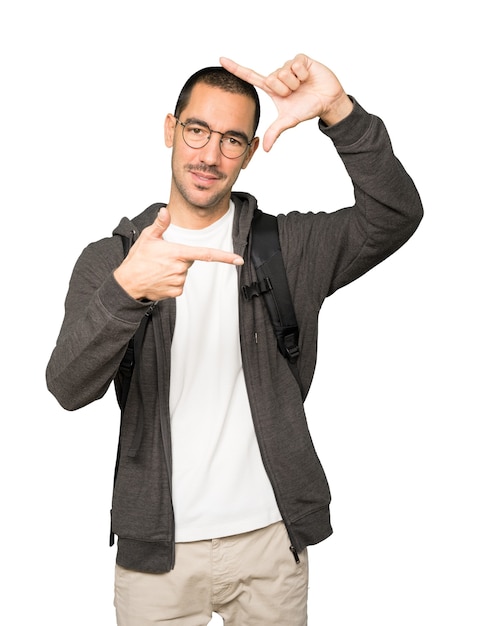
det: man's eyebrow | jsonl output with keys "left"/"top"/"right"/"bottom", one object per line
{"left": 184, "top": 117, "right": 250, "bottom": 142}
{"left": 184, "top": 117, "right": 210, "bottom": 127}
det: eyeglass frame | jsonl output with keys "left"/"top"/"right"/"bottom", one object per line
{"left": 174, "top": 117, "right": 255, "bottom": 159}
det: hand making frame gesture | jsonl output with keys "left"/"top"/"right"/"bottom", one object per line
{"left": 220, "top": 54, "right": 353, "bottom": 152}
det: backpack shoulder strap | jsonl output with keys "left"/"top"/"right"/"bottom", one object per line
{"left": 242, "top": 209, "right": 304, "bottom": 397}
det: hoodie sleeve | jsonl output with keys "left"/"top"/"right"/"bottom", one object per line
{"left": 279, "top": 98, "right": 423, "bottom": 306}
{"left": 46, "top": 234, "right": 153, "bottom": 411}
{"left": 318, "top": 97, "right": 424, "bottom": 295}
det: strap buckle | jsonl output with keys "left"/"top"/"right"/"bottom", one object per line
{"left": 242, "top": 277, "right": 273, "bottom": 301}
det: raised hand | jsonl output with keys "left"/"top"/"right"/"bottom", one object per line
{"left": 114, "top": 207, "right": 244, "bottom": 302}
{"left": 220, "top": 54, "right": 353, "bottom": 151}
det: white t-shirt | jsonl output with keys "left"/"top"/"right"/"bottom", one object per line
{"left": 163, "top": 202, "right": 282, "bottom": 542}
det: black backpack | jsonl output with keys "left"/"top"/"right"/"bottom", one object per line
{"left": 115, "top": 208, "right": 303, "bottom": 414}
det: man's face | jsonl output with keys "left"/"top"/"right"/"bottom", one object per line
{"left": 165, "top": 82, "right": 259, "bottom": 212}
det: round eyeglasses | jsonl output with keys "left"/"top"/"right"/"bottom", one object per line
{"left": 175, "top": 118, "right": 254, "bottom": 159}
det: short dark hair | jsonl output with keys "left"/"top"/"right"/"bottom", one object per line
{"left": 174, "top": 67, "right": 260, "bottom": 136}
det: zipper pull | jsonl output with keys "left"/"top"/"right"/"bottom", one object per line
{"left": 289, "top": 545, "right": 300, "bottom": 564}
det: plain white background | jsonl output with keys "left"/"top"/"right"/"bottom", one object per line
{"left": 1, "top": 1, "right": 478, "bottom": 624}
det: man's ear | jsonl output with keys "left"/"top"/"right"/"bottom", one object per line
{"left": 241, "top": 136, "right": 260, "bottom": 170}
{"left": 164, "top": 114, "right": 176, "bottom": 148}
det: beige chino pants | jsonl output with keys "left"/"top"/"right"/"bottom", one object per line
{"left": 114, "top": 521, "right": 309, "bottom": 625}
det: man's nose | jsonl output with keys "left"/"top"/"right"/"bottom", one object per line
{"left": 200, "top": 131, "right": 223, "bottom": 162}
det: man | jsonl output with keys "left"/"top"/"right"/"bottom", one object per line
{"left": 46, "top": 54, "right": 423, "bottom": 625}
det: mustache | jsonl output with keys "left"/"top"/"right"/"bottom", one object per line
{"left": 186, "top": 164, "right": 226, "bottom": 179}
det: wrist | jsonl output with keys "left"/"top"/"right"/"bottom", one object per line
{"left": 114, "top": 266, "right": 143, "bottom": 301}
{"left": 320, "top": 93, "right": 354, "bottom": 127}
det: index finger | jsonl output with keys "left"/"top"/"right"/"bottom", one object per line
{"left": 180, "top": 244, "right": 244, "bottom": 266}
{"left": 219, "top": 57, "right": 267, "bottom": 90}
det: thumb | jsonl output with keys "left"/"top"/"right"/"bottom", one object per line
{"left": 263, "top": 115, "right": 301, "bottom": 152}
{"left": 262, "top": 124, "right": 283, "bottom": 152}
{"left": 263, "top": 119, "right": 288, "bottom": 152}
{"left": 151, "top": 206, "right": 171, "bottom": 237}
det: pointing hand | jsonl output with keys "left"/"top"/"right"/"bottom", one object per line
{"left": 114, "top": 207, "right": 244, "bottom": 301}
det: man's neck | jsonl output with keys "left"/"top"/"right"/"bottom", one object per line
{"left": 166, "top": 195, "right": 231, "bottom": 230}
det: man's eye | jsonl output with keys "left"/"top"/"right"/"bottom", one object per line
{"left": 187, "top": 125, "right": 208, "bottom": 137}
{"left": 224, "top": 135, "right": 244, "bottom": 147}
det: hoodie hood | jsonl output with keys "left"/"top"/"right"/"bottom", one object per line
{"left": 111, "top": 193, "right": 258, "bottom": 251}
{"left": 112, "top": 202, "right": 167, "bottom": 247}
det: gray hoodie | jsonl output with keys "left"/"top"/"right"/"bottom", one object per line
{"left": 46, "top": 99, "right": 423, "bottom": 573}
